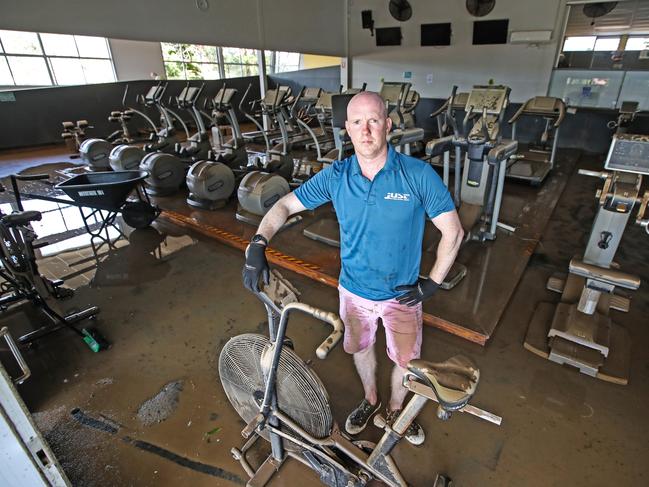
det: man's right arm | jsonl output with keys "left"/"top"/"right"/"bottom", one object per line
{"left": 256, "top": 192, "right": 307, "bottom": 243}
{"left": 242, "top": 192, "right": 307, "bottom": 292}
{"left": 243, "top": 165, "right": 333, "bottom": 292}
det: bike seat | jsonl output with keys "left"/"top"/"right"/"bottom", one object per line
{"left": 407, "top": 355, "right": 480, "bottom": 411}
{"left": 1, "top": 211, "right": 42, "bottom": 227}
{"left": 569, "top": 258, "right": 640, "bottom": 290}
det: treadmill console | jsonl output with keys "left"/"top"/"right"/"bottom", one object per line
{"left": 605, "top": 134, "right": 649, "bottom": 175}
{"left": 331, "top": 94, "right": 355, "bottom": 128}
{"left": 380, "top": 82, "right": 411, "bottom": 105}
{"left": 184, "top": 86, "right": 201, "bottom": 103}
{"left": 262, "top": 87, "right": 290, "bottom": 108}
{"left": 465, "top": 85, "right": 509, "bottom": 115}
{"left": 145, "top": 85, "right": 165, "bottom": 102}
{"left": 619, "top": 100, "right": 639, "bottom": 114}
{"left": 214, "top": 87, "right": 237, "bottom": 105}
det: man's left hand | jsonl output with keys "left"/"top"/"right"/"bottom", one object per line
{"left": 395, "top": 278, "right": 440, "bottom": 306}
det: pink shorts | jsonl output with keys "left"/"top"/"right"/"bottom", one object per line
{"left": 338, "top": 285, "right": 422, "bottom": 368}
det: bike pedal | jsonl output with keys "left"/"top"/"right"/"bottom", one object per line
{"left": 242, "top": 413, "right": 264, "bottom": 439}
{"left": 610, "top": 294, "right": 631, "bottom": 312}
{"left": 546, "top": 275, "right": 565, "bottom": 293}
{"left": 373, "top": 414, "right": 387, "bottom": 429}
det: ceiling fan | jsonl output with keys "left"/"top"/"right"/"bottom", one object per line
{"left": 466, "top": 0, "right": 496, "bottom": 18}
{"left": 389, "top": 0, "right": 412, "bottom": 22}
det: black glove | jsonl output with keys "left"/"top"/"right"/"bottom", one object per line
{"left": 242, "top": 242, "right": 269, "bottom": 292}
{"left": 395, "top": 278, "right": 440, "bottom": 306}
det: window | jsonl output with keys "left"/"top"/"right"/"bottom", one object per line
{"left": 563, "top": 36, "right": 596, "bottom": 51}
{"left": 594, "top": 37, "right": 620, "bottom": 51}
{"left": 222, "top": 47, "right": 258, "bottom": 78}
{"left": 161, "top": 43, "right": 221, "bottom": 80}
{"left": 264, "top": 50, "right": 301, "bottom": 74}
{"left": 625, "top": 37, "right": 649, "bottom": 51}
{"left": 0, "top": 30, "right": 115, "bottom": 87}
{"left": 562, "top": 36, "right": 621, "bottom": 52}
{"left": 160, "top": 42, "right": 305, "bottom": 79}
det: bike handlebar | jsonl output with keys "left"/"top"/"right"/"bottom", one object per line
{"left": 256, "top": 290, "right": 344, "bottom": 359}
{"left": 284, "top": 302, "right": 344, "bottom": 359}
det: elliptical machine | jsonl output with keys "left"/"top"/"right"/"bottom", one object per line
{"left": 80, "top": 84, "right": 160, "bottom": 171}
{"left": 235, "top": 87, "right": 296, "bottom": 226}
{"left": 106, "top": 85, "right": 161, "bottom": 172}
{"left": 173, "top": 82, "right": 212, "bottom": 161}
{"left": 139, "top": 84, "right": 197, "bottom": 196}
{"left": 210, "top": 83, "right": 251, "bottom": 169}
{"left": 428, "top": 90, "right": 471, "bottom": 173}
{"left": 106, "top": 84, "right": 159, "bottom": 146}
{"left": 185, "top": 84, "right": 245, "bottom": 210}
{"left": 425, "top": 85, "right": 518, "bottom": 289}
{"left": 380, "top": 82, "right": 424, "bottom": 156}
{"left": 525, "top": 133, "right": 649, "bottom": 384}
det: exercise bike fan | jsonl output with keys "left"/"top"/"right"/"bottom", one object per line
{"left": 219, "top": 333, "right": 333, "bottom": 446}
{"left": 79, "top": 138, "right": 112, "bottom": 171}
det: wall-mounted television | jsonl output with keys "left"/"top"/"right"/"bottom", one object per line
{"left": 421, "top": 23, "right": 452, "bottom": 46}
{"left": 473, "top": 19, "right": 509, "bottom": 45}
{"left": 376, "top": 27, "right": 402, "bottom": 46}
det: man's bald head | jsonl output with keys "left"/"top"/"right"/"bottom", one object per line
{"left": 347, "top": 91, "right": 388, "bottom": 120}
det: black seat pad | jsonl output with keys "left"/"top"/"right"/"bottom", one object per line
{"left": 1, "top": 211, "right": 42, "bottom": 227}
{"left": 407, "top": 355, "right": 480, "bottom": 411}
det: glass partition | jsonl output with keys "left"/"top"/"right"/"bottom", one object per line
{"left": 618, "top": 71, "right": 649, "bottom": 110}
{"left": 548, "top": 70, "right": 625, "bottom": 108}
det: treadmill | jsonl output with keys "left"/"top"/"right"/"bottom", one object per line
{"left": 506, "top": 96, "right": 566, "bottom": 185}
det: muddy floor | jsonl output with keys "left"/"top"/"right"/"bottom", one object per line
{"left": 1, "top": 151, "right": 648, "bottom": 486}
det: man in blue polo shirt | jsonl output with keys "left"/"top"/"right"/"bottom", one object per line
{"left": 243, "top": 91, "right": 463, "bottom": 445}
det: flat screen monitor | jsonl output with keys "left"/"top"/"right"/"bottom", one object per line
{"left": 473, "top": 19, "right": 509, "bottom": 45}
{"left": 376, "top": 27, "right": 402, "bottom": 46}
{"left": 421, "top": 23, "right": 452, "bottom": 46}
{"left": 605, "top": 134, "right": 649, "bottom": 175}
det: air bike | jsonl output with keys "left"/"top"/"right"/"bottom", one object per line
{"left": 219, "top": 272, "right": 502, "bottom": 486}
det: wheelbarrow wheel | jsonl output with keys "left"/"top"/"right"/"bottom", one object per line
{"left": 122, "top": 201, "right": 160, "bottom": 229}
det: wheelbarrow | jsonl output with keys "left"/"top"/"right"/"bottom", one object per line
{"left": 53, "top": 170, "right": 160, "bottom": 236}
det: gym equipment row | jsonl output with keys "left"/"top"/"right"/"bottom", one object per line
{"left": 430, "top": 87, "right": 567, "bottom": 186}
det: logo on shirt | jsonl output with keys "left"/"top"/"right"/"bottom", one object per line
{"left": 384, "top": 192, "right": 410, "bottom": 201}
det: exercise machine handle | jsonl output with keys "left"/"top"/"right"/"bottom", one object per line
{"left": 554, "top": 99, "right": 567, "bottom": 128}
{"left": 425, "top": 135, "right": 454, "bottom": 158}
{"left": 507, "top": 101, "right": 527, "bottom": 125}
{"left": 480, "top": 107, "right": 490, "bottom": 141}
{"left": 578, "top": 169, "right": 608, "bottom": 179}
{"left": 1, "top": 326, "right": 31, "bottom": 384}
{"left": 636, "top": 191, "right": 649, "bottom": 234}
{"left": 280, "top": 302, "right": 344, "bottom": 359}
{"left": 487, "top": 139, "right": 518, "bottom": 165}
{"left": 463, "top": 105, "right": 474, "bottom": 137}
{"left": 429, "top": 98, "right": 450, "bottom": 119}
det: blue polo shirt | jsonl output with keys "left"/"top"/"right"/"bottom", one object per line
{"left": 294, "top": 146, "right": 455, "bottom": 301}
